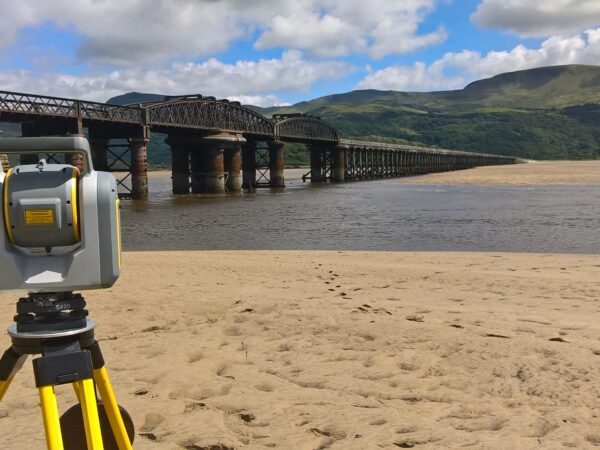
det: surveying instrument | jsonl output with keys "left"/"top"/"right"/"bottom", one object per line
{"left": 0, "top": 137, "right": 134, "bottom": 449}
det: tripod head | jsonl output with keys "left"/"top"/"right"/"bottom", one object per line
{"left": 13, "top": 291, "right": 88, "bottom": 333}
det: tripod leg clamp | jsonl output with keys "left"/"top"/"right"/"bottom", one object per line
{"left": 33, "top": 351, "right": 94, "bottom": 387}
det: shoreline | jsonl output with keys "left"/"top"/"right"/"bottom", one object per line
{"left": 141, "top": 160, "right": 600, "bottom": 185}
{"left": 1, "top": 250, "right": 599, "bottom": 449}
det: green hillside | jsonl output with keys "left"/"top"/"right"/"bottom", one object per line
{"left": 105, "top": 64, "right": 600, "bottom": 164}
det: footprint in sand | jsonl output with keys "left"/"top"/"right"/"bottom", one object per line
{"left": 183, "top": 402, "right": 207, "bottom": 413}
{"left": 255, "top": 383, "right": 275, "bottom": 392}
{"left": 369, "top": 418, "right": 387, "bottom": 426}
{"left": 406, "top": 314, "right": 424, "bottom": 322}
{"left": 139, "top": 412, "right": 165, "bottom": 439}
{"left": 188, "top": 351, "right": 204, "bottom": 363}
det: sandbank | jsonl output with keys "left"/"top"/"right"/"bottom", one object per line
{"left": 1, "top": 251, "right": 599, "bottom": 449}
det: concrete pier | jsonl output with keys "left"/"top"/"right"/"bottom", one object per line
{"left": 191, "top": 146, "right": 224, "bottom": 194}
{"left": 224, "top": 146, "right": 242, "bottom": 192}
{"left": 129, "top": 135, "right": 149, "bottom": 199}
{"left": 242, "top": 141, "right": 257, "bottom": 191}
{"left": 310, "top": 146, "right": 323, "bottom": 183}
{"left": 199, "top": 133, "right": 245, "bottom": 193}
{"left": 268, "top": 141, "right": 285, "bottom": 187}
{"left": 166, "top": 136, "right": 191, "bottom": 194}
{"left": 331, "top": 146, "right": 345, "bottom": 182}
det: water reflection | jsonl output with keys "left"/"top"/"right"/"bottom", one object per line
{"left": 120, "top": 170, "right": 600, "bottom": 254}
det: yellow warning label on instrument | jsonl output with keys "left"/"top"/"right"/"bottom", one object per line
{"left": 24, "top": 209, "right": 54, "bottom": 225}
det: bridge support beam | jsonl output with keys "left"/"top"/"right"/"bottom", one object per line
{"left": 242, "top": 141, "right": 257, "bottom": 191}
{"left": 331, "top": 146, "right": 345, "bottom": 183}
{"left": 268, "top": 141, "right": 285, "bottom": 187}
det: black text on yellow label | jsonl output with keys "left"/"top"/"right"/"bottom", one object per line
{"left": 24, "top": 209, "right": 54, "bottom": 225}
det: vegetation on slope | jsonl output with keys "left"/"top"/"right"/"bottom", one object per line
{"left": 3, "top": 63, "right": 589, "bottom": 167}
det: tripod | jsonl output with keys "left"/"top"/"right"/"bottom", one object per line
{"left": 0, "top": 292, "right": 134, "bottom": 450}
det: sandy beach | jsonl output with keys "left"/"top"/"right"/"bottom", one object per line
{"left": 394, "top": 160, "right": 600, "bottom": 185}
{"left": 0, "top": 251, "right": 599, "bottom": 449}
{"left": 0, "top": 161, "right": 599, "bottom": 449}
{"left": 142, "top": 160, "right": 600, "bottom": 186}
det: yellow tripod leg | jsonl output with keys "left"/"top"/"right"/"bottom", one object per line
{"left": 78, "top": 378, "right": 105, "bottom": 450}
{"left": 73, "top": 381, "right": 93, "bottom": 450}
{"left": 94, "top": 367, "right": 132, "bottom": 450}
{"left": 0, "top": 377, "right": 14, "bottom": 402}
{"left": 39, "top": 385, "right": 64, "bottom": 450}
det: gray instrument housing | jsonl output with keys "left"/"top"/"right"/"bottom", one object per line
{"left": 0, "top": 137, "right": 121, "bottom": 292}
{"left": 6, "top": 162, "right": 79, "bottom": 248}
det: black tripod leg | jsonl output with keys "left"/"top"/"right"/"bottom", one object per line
{"left": 0, "top": 347, "right": 27, "bottom": 401}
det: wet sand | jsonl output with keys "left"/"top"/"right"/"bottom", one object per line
{"left": 1, "top": 251, "right": 599, "bottom": 449}
{"left": 394, "top": 160, "right": 600, "bottom": 185}
{"left": 144, "top": 160, "right": 600, "bottom": 186}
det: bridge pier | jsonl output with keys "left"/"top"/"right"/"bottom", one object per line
{"left": 191, "top": 145, "right": 224, "bottom": 194}
{"left": 195, "top": 133, "right": 245, "bottom": 194}
{"left": 129, "top": 134, "right": 149, "bottom": 200}
{"left": 310, "top": 145, "right": 322, "bottom": 183}
{"left": 242, "top": 141, "right": 257, "bottom": 191}
{"left": 166, "top": 135, "right": 191, "bottom": 194}
{"left": 268, "top": 141, "right": 285, "bottom": 187}
{"left": 331, "top": 146, "right": 345, "bottom": 183}
{"left": 224, "top": 145, "right": 242, "bottom": 193}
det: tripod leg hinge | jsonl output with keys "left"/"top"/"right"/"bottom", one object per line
{"left": 88, "top": 340, "right": 105, "bottom": 369}
{"left": 0, "top": 347, "right": 27, "bottom": 381}
{"left": 33, "top": 351, "right": 94, "bottom": 387}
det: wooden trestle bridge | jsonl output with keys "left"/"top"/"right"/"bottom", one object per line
{"left": 0, "top": 90, "right": 518, "bottom": 198}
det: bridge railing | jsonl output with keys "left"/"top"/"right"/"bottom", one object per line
{"left": 340, "top": 138, "right": 517, "bottom": 160}
{"left": 0, "top": 91, "right": 143, "bottom": 124}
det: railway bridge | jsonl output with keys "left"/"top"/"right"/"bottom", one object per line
{"left": 0, "top": 90, "right": 518, "bottom": 199}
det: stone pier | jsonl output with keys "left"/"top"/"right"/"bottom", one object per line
{"left": 242, "top": 141, "right": 257, "bottom": 191}
{"left": 129, "top": 135, "right": 149, "bottom": 200}
{"left": 166, "top": 135, "right": 191, "bottom": 194}
{"left": 331, "top": 146, "right": 345, "bottom": 183}
{"left": 268, "top": 140, "right": 285, "bottom": 187}
{"left": 310, "top": 145, "right": 323, "bottom": 183}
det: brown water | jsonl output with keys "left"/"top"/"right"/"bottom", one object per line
{"left": 120, "top": 170, "right": 600, "bottom": 253}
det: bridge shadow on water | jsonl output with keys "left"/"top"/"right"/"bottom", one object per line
{"left": 120, "top": 172, "right": 600, "bottom": 254}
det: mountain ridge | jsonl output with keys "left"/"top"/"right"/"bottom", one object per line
{"left": 103, "top": 64, "right": 600, "bottom": 162}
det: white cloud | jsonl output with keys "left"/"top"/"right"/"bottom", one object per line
{"left": 0, "top": 0, "right": 446, "bottom": 65}
{"left": 356, "top": 28, "right": 600, "bottom": 92}
{"left": 0, "top": 0, "right": 271, "bottom": 65}
{"left": 0, "top": 51, "right": 350, "bottom": 106}
{"left": 472, "top": 0, "right": 600, "bottom": 37}
{"left": 255, "top": 0, "right": 446, "bottom": 58}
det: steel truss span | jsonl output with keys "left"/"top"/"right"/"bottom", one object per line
{"left": 0, "top": 89, "right": 520, "bottom": 198}
{"left": 274, "top": 114, "right": 339, "bottom": 143}
{"left": 143, "top": 97, "right": 274, "bottom": 138}
{"left": 0, "top": 90, "right": 142, "bottom": 124}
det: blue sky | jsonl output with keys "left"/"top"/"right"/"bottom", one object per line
{"left": 0, "top": 1, "right": 599, "bottom": 105}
